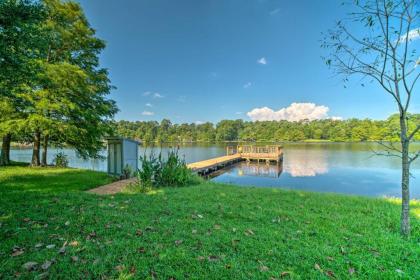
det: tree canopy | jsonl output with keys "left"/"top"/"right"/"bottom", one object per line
{"left": 113, "top": 114, "right": 420, "bottom": 143}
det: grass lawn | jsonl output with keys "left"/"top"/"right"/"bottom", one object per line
{"left": 0, "top": 166, "right": 419, "bottom": 279}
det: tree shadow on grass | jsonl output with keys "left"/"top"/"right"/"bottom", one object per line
{"left": 0, "top": 167, "right": 113, "bottom": 193}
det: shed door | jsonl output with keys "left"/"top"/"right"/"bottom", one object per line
{"left": 109, "top": 143, "right": 115, "bottom": 174}
{"left": 115, "top": 143, "right": 122, "bottom": 174}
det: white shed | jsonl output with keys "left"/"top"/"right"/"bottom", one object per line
{"left": 106, "top": 137, "right": 140, "bottom": 176}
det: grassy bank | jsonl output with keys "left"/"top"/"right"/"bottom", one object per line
{"left": 0, "top": 166, "right": 419, "bottom": 279}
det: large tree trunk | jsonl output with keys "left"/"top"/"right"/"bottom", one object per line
{"left": 0, "top": 133, "right": 12, "bottom": 166}
{"left": 400, "top": 116, "right": 410, "bottom": 237}
{"left": 31, "top": 131, "right": 41, "bottom": 167}
{"left": 41, "top": 134, "right": 49, "bottom": 166}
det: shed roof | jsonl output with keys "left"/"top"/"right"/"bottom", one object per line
{"left": 105, "top": 137, "right": 141, "bottom": 145}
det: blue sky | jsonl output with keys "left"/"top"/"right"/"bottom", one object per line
{"left": 78, "top": 0, "right": 419, "bottom": 123}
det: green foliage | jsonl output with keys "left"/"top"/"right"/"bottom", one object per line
{"left": 122, "top": 164, "right": 133, "bottom": 179}
{"left": 52, "top": 152, "right": 68, "bottom": 167}
{"left": 135, "top": 149, "right": 200, "bottom": 191}
{"left": 0, "top": 166, "right": 419, "bottom": 278}
{"left": 114, "top": 114, "right": 420, "bottom": 143}
{"left": 0, "top": 0, "right": 118, "bottom": 166}
{"left": 155, "top": 150, "right": 201, "bottom": 187}
{"left": 136, "top": 152, "right": 159, "bottom": 192}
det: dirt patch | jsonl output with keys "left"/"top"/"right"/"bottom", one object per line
{"left": 87, "top": 178, "right": 137, "bottom": 195}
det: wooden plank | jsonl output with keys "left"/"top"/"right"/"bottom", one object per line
{"left": 187, "top": 154, "right": 241, "bottom": 172}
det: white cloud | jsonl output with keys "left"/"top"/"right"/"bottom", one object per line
{"left": 145, "top": 103, "right": 152, "bottom": 107}
{"left": 257, "top": 57, "right": 267, "bottom": 65}
{"left": 141, "top": 111, "right": 154, "bottom": 116}
{"left": 269, "top": 8, "right": 280, "bottom": 15}
{"left": 195, "top": 121, "right": 204, "bottom": 125}
{"left": 398, "top": 28, "right": 420, "bottom": 43}
{"left": 247, "top": 102, "right": 340, "bottom": 122}
{"left": 143, "top": 91, "right": 164, "bottom": 98}
{"left": 243, "top": 82, "right": 252, "bottom": 89}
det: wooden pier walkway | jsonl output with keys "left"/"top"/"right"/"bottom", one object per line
{"left": 187, "top": 145, "right": 283, "bottom": 176}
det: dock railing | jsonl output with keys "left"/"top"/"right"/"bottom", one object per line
{"left": 226, "top": 145, "right": 283, "bottom": 160}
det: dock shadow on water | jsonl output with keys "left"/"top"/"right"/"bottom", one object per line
{"left": 209, "top": 161, "right": 283, "bottom": 179}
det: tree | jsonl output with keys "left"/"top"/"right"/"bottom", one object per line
{"left": 322, "top": 0, "right": 419, "bottom": 236}
{"left": 22, "top": 0, "right": 117, "bottom": 165}
{"left": 0, "top": 0, "right": 45, "bottom": 165}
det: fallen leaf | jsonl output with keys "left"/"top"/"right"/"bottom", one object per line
{"left": 348, "top": 267, "right": 355, "bottom": 275}
{"left": 35, "top": 243, "right": 43, "bottom": 248}
{"left": 69, "top": 241, "right": 79, "bottom": 247}
{"left": 46, "top": 244, "right": 55, "bottom": 249}
{"left": 130, "top": 266, "right": 136, "bottom": 274}
{"left": 197, "top": 256, "right": 205, "bottom": 261}
{"left": 214, "top": 224, "right": 221, "bottom": 230}
{"left": 41, "top": 261, "right": 52, "bottom": 271}
{"left": 326, "top": 256, "right": 334, "bottom": 261}
{"left": 339, "top": 246, "right": 346, "bottom": 254}
{"left": 325, "top": 270, "right": 335, "bottom": 278}
{"left": 191, "top": 229, "right": 197, "bottom": 234}
{"left": 136, "top": 229, "right": 143, "bottom": 236}
{"left": 260, "top": 265, "right": 269, "bottom": 272}
{"left": 71, "top": 256, "right": 79, "bottom": 262}
{"left": 23, "top": 218, "right": 31, "bottom": 223}
{"left": 231, "top": 239, "right": 240, "bottom": 247}
{"left": 115, "top": 265, "right": 124, "bottom": 272}
{"left": 244, "top": 229, "right": 255, "bottom": 236}
{"left": 87, "top": 232, "right": 97, "bottom": 239}
{"left": 197, "top": 214, "right": 203, "bottom": 219}
{"left": 395, "top": 269, "right": 403, "bottom": 274}
{"left": 37, "top": 272, "right": 49, "bottom": 279}
{"left": 11, "top": 247, "right": 24, "bottom": 257}
{"left": 64, "top": 221, "right": 70, "bottom": 226}
{"left": 225, "top": 264, "right": 232, "bottom": 269}
{"left": 280, "top": 271, "right": 290, "bottom": 277}
{"left": 314, "top": 263, "right": 322, "bottom": 271}
{"left": 175, "top": 240, "right": 183, "bottom": 246}
{"left": 208, "top": 255, "right": 219, "bottom": 262}
{"left": 22, "top": 262, "right": 38, "bottom": 271}
{"left": 137, "top": 247, "right": 146, "bottom": 253}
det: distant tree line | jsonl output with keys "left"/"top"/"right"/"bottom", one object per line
{"left": 114, "top": 114, "right": 420, "bottom": 143}
{"left": 0, "top": 0, "right": 117, "bottom": 166}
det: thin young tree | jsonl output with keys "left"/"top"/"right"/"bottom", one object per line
{"left": 322, "top": 0, "right": 419, "bottom": 236}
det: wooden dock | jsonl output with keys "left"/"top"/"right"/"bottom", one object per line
{"left": 187, "top": 145, "right": 283, "bottom": 176}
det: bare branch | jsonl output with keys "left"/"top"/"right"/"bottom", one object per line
{"left": 409, "top": 151, "right": 420, "bottom": 163}
{"left": 408, "top": 125, "right": 420, "bottom": 140}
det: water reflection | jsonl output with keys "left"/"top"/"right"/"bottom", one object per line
{"left": 236, "top": 161, "right": 283, "bottom": 178}
{"left": 283, "top": 149, "right": 329, "bottom": 177}
{"left": 8, "top": 143, "right": 420, "bottom": 198}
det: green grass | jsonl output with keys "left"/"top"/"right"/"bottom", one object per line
{"left": 0, "top": 166, "right": 419, "bottom": 279}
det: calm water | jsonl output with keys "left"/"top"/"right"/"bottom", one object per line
{"left": 9, "top": 143, "right": 420, "bottom": 198}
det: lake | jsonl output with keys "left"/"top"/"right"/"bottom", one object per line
{"left": 9, "top": 143, "right": 420, "bottom": 198}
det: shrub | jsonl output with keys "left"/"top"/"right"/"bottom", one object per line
{"left": 134, "top": 149, "right": 201, "bottom": 192}
{"left": 122, "top": 164, "right": 133, "bottom": 179}
{"left": 53, "top": 152, "right": 69, "bottom": 168}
